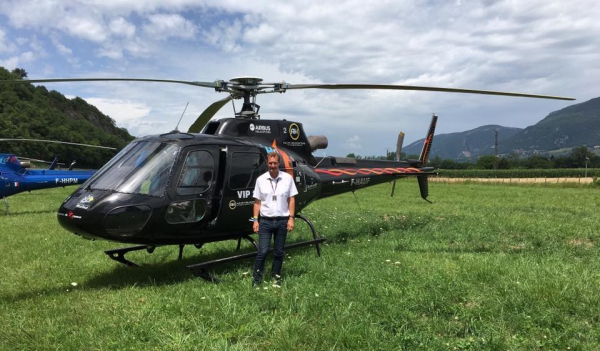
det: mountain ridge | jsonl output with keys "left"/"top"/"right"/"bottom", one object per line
{"left": 403, "top": 97, "right": 600, "bottom": 160}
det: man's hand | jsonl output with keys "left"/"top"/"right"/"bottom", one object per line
{"left": 287, "top": 217, "right": 295, "bottom": 231}
{"left": 253, "top": 220, "right": 259, "bottom": 233}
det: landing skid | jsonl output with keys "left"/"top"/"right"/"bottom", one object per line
{"left": 104, "top": 245, "right": 157, "bottom": 267}
{"left": 103, "top": 214, "right": 326, "bottom": 282}
{"left": 187, "top": 213, "right": 325, "bottom": 282}
{"left": 104, "top": 243, "right": 203, "bottom": 267}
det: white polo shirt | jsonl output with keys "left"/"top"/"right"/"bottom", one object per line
{"left": 253, "top": 170, "right": 298, "bottom": 217}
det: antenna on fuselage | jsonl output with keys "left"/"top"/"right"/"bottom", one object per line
{"left": 174, "top": 102, "right": 189, "bottom": 132}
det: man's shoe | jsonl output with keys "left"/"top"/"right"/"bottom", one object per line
{"left": 271, "top": 274, "right": 282, "bottom": 287}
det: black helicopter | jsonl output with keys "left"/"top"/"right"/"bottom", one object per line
{"left": 1, "top": 77, "right": 574, "bottom": 280}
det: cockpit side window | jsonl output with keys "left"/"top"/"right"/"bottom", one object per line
{"left": 228, "top": 152, "right": 266, "bottom": 190}
{"left": 177, "top": 150, "right": 214, "bottom": 195}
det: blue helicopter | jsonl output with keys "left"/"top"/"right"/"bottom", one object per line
{"left": 0, "top": 140, "right": 117, "bottom": 215}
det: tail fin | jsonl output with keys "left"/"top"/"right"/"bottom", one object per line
{"left": 417, "top": 114, "right": 437, "bottom": 203}
{"left": 49, "top": 156, "right": 58, "bottom": 170}
{"left": 419, "top": 114, "right": 438, "bottom": 165}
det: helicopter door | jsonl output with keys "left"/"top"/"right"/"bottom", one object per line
{"left": 164, "top": 148, "right": 218, "bottom": 229}
{"left": 214, "top": 148, "right": 267, "bottom": 231}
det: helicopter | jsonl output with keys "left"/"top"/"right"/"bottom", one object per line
{"left": 0, "top": 76, "right": 574, "bottom": 280}
{"left": 0, "top": 139, "right": 117, "bottom": 215}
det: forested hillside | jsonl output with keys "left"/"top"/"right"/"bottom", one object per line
{"left": 0, "top": 67, "right": 134, "bottom": 168}
{"left": 502, "top": 97, "right": 600, "bottom": 153}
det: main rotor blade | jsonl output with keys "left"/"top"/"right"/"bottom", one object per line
{"left": 0, "top": 138, "right": 117, "bottom": 150}
{"left": 188, "top": 96, "right": 233, "bottom": 133}
{"left": 16, "top": 156, "right": 65, "bottom": 165}
{"left": 0, "top": 78, "right": 218, "bottom": 89}
{"left": 1, "top": 77, "right": 575, "bottom": 100}
{"left": 285, "top": 83, "right": 575, "bottom": 101}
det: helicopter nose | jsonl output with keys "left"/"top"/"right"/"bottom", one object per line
{"left": 57, "top": 205, "right": 97, "bottom": 239}
{"left": 57, "top": 189, "right": 155, "bottom": 241}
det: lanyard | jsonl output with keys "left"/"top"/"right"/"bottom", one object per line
{"left": 269, "top": 177, "right": 279, "bottom": 194}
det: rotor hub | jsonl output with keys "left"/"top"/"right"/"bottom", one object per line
{"left": 229, "top": 77, "right": 263, "bottom": 85}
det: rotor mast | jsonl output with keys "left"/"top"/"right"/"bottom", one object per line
{"left": 214, "top": 77, "right": 289, "bottom": 119}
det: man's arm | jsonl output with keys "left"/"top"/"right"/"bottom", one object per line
{"left": 252, "top": 199, "right": 261, "bottom": 233}
{"left": 287, "top": 196, "right": 295, "bottom": 231}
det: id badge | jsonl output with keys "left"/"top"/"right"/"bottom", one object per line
{"left": 272, "top": 195, "right": 277, "bottom": 202}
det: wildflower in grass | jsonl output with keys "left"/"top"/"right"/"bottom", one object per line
{"left": 242, "top": 272, "right": 249, "bottom": 276}
{"left": 315, "top": 293, "right": 319, "bottom": 297}
{"left": 394, "top": 262, "right": 400, "bottom": 264}
{"left": 385, "top": 259, "right": 391, "bottom": 263}
{"left": 71, "top": 282, "right": 78, "bottom": 287}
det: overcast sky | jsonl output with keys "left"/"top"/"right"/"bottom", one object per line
{"left": 1, "top": 0, "right": 598, "bottom": 156}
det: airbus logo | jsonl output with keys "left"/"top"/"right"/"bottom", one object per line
{"left": 250, "top": 123, "right": 271, "bottom": 134}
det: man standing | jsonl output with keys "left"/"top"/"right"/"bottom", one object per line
{"left": 252, "top": 150, "right": 298, "bottom": 287}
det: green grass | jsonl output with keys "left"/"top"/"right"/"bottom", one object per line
{"left": 1, "top": 181, "right": 600, "bottom": 350}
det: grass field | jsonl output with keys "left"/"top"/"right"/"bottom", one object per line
{"left": 1, "top": 180, "right": 599, "bottom": 350}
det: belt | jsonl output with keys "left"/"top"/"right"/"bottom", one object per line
{"left": 260, "top": 216, "right": 290, "bottom": 221}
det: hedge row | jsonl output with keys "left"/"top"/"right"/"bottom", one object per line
{"left": 436, "top": 168, "right": 600, "bottom": 178}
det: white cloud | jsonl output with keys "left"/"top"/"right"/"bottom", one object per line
{"left": 109, "top": 17, "right": 136, "bottom": 38}
{"left": 344, "top": 135, "right": 362, "bottom": 151}
{"left": 0, "top": 28, "right": 17, "bottom": 53}
{"left": 61, "top": 17, "right": 108, "bottom": 43}
{"left": 96, "top": 43, "right": 126, "bottom": 60}
{"left": 83, "top": 97, "right": 151, "bottom": 126}
{"left": 0, "top": 57, "right": 19, "bottom": 69}
{"left": 243, "top": 23, "right": 278, "bottom": 45}
{"left": 142, "top": 13, "right": 198, "bottom": 40}
{"left": 52, "top": 38, "right": 72, "bottom": 56}
{"left": 0, "top": 51, "right": 35, "bottom": 70}
{"left": 202, "top": 19, "right": 244, "bottom": 52}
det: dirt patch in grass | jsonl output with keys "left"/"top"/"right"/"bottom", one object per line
{"left": 569, "top": 238, "right": 594, "bottom": 249}
{"left": 431, "top": 177, "right": 594, "bottom": 184}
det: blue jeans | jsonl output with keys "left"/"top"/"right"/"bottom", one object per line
{"left": 253, "top": 218, "right": 288, "bottom": 283}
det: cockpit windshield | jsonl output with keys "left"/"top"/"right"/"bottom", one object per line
{"left": 87, "top": 141, "right": 180, "bottom": 197}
